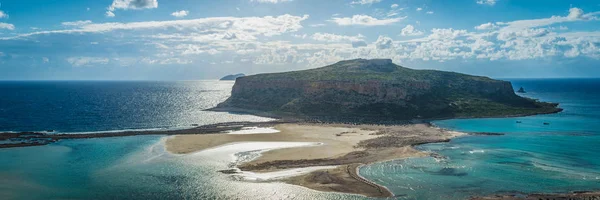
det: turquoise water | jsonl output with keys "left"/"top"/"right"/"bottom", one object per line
{"left": 361, "top": 79, "right": 600, "bottom": 199}
{"left": 2, "top": 79, "right": 599, "bottom": 200}
{"left": 0, "top": 136, "right": 362, "bottom": 200}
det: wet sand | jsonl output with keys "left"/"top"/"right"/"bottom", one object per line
{"left": 166, "top": 123, "right": 464, "bottom": 198}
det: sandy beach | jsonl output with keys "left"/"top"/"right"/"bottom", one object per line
{"left": 166, "top": 123, "right": 464, "bottom": 198}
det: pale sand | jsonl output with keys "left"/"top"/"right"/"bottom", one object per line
{"left": 165, "top": 123, "right": 464, "bottom": 198}
{"left": 166, "top": 124, "right": 379, "bottom": 160}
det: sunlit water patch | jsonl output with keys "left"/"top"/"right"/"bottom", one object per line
{"left": 0, "top": 137, "right": 367, "bottom": 200}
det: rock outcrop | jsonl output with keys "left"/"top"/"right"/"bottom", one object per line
{"left": 216, "top": 59, "right": 561, "bottom": 120}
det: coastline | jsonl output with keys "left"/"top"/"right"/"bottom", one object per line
{"left": 0, "top": 121, "right": 287, "bottom": 149}
{"left": 165, "top": 123, "right": 464, "bottom": 198}
{"left": 209, "top": 105, "right": 563, "bottom": 124}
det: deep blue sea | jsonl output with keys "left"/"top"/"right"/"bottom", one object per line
{"left": 1, "top": 79, "right": 599, "bottom": 200}
{"left": 0, "top": 81, "right": 272, "bottom": 133}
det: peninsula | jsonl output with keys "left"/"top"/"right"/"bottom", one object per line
{"left": 220, "top": 73, "right": 245, "bottom": 81}
{"left": 214, "top": 59, "right": 561, "bottom": 121}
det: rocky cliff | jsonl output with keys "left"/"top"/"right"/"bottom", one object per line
{"left": 216, "top": 59, "right": 561, "bottom": 120}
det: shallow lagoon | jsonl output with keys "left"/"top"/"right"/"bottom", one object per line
{"left": 361, "top": 79, "right": 600, "bottom": 199}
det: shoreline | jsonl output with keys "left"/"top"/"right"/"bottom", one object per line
{"left": 0, "top": 121, "right": 288, "bottom": 149}
{"left": 165, "top": 123, "right": 464, "bottom": 198}
{"left": 209, "top": 105, "right": 564, "bottom": 124}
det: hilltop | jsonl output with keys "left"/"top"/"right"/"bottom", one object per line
{"left": 215, "top": 59, "right": 561, "bottom": 121}
{"left": 220, "top": 73, "right": 246, "bottom": 81}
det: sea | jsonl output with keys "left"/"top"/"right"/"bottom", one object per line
{"left": 1, "top": 79, "right": 599, "bottom": 200}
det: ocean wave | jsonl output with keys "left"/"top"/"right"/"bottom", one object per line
{"left": 468, "top": 149, "right": 486, "bottom": 154}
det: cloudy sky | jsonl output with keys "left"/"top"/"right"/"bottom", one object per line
{"left": 0, "top": 0, "right": 599, "bottom": 80}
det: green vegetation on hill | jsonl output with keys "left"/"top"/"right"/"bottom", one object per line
{"left": 216, "top": 59, "right": 562, "bottom": 121}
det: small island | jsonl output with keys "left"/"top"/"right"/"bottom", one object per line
{"left": 220, "top": 73, "right": 245, "bottom": 81}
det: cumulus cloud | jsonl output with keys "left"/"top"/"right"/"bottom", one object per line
{"left": 62, "top": 20, "right": 93, "bottom": 26}
{"left": 375, "top": 36, "right": 393, "bottom": 49}
{"left": 476, "top": 0, "right": 497, "bottom": 6}
{"left": 0, "top": 22, "right": 14, "bottom": 30}
{"left": 428, "top": 28, "right": 468, "bottom": 40}
{"left": 350, "top": 0, "right": 381, "bottom": 5}
{"left": 416, "top": 8, "right": 423, "bottom": 11}
{"left": 329, "top": 15, "right": 403, "bottom": 26}
{"left": 474, "top": 22, "right": 498, "bottom": 30}
{"left": 2, "top": 6, "right": 600, "bottom": 71}
{"left": 107, "top": 0, "right": 159, "bottom": 17}
{"left": 401, "top": 25, "right": 424, "bottom": 36}
{"left": 171, "top": 10, "right": 189, "bottom": 18}
{"left": 391, "top": 4, "right": 399, "bottom": 9}
{"left": 567, "top": 7, "right": 584, "bottom": 20}
{"left": 0, "top": 10, "right": 8, "bottom": 19}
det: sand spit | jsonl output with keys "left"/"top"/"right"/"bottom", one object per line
{"left": 166, "top": 123, "right": 464, "bottom": 198}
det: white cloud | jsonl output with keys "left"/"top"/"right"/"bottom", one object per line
{"left": 42, "top": 57, "right": 50, "bottom": 63}
{"left": 0, "top": 23, "right": 14, "bottom": 30}
{"left": 107, "top": 0, "right": 159, "bottom": 17}
{"left": 474, "top": 22, "right": 498, "bottom": 30}
{"left": 428, "top": 28, "right": 468, "bottom": 40}
{"left": 311, "top": 32, "right": 365, "bottom": 42}
{"left": 567, "top": 7, "right": 584, "bottom": 20}
{"left": 350, "top": 0, "right": 381, "bottom": 5}
{"left": 401, "top": 25, "right": 424, "bottom": 36}
{"left": 476, "top": 0, "right": 497, "bottom": 6}
{"left": 3, "top": 6, "right": 600, "bottom": 70}
{"left": 375, "top": 36, "right": 394, "bottom": 49}
{"left": 416, "top": 8, "right": 423, "bottom": 11}
{"left": 309, "top": 23, "right": 326, "bottom": 27}
{"left": 3, "top": 14, "right": 310, "bottom": 41}
{"left": 391, "top": 4, "right": 399, "bottom": 9}
{"left": 171, "top": 10, "right": 189, "bottom": 18}
{"left": 106, "top": 11, "right": 116, "bottom": 17}
{"left": 0, "top": 10, "right": 8, "bottom": 19}
{"left": 329, "top": 15, "right": 403, "bottom": 26}
{"left": 250, "top": 0, "right": 293, "bottom": 3}
{"left": 62, "top": 20, "right": 93, "bottom": 26}
{"left": 67, "top": 57, "right": 110, "bottom": 67}
{"left": 426, "top": 11, "right": 434, "bottom": 14}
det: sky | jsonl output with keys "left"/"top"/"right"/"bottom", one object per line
{"left": 0, "top": 0, "right": 599, "bottom": 80}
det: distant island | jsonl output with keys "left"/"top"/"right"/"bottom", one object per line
{"left": 220, "top": 73, "right": 245, "bottom": 81}
{"left": 214, "top": 58, "right": 562, "bottom": 121}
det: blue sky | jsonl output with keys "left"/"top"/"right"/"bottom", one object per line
{"left": 0, "top": 0, "right": 599, "bottom": 80}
